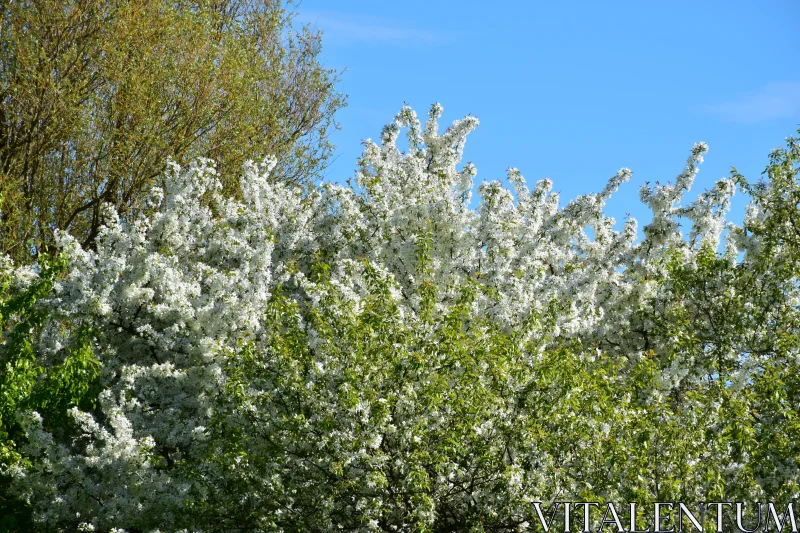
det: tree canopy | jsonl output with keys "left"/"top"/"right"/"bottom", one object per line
{"left": 0, "top": 0, "right": 345, "bottom": 262}
{"left": 1, "top": 104, "right": 798, "bottom": 531}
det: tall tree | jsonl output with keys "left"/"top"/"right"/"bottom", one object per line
{"left": 0, "top": 0, "right": 345, "bottom": 261}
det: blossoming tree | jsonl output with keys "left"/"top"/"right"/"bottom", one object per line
{"left": 1, "top": 105, "right": 798, "bottom": 531}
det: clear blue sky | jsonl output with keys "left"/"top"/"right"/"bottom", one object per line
{"left": 296, "top": 1, "right": 799, "bottom": 227}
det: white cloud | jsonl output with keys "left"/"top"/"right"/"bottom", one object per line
{"left": 298, "top": 10, "right": 452, "bottom": 47}
{"left": 699, "top": 81, "right": 800, "bottom": 123}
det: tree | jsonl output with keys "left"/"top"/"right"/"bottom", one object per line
{"left": 0, "top": 0, "right": 345, "bottom": 262}
{"left": 1, "top": 105, "right": 798, "bottom": 531}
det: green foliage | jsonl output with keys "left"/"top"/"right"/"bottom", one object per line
{"left": 0, "top": 254, "right": 101, "bottom": 531}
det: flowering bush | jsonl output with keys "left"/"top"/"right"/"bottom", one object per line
{"left": 1, "top": 105, "right": 798, "bottom": 531}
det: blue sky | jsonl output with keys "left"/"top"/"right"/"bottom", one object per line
{"left": 296, "top": 1, "right": 799, "bottom": 228}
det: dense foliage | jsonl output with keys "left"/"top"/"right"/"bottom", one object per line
{"left": 0, "top": 0, "right": 345, "bottom": 262}
{"left": 0, "top": 105, "right": 798, "bottom": 531}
